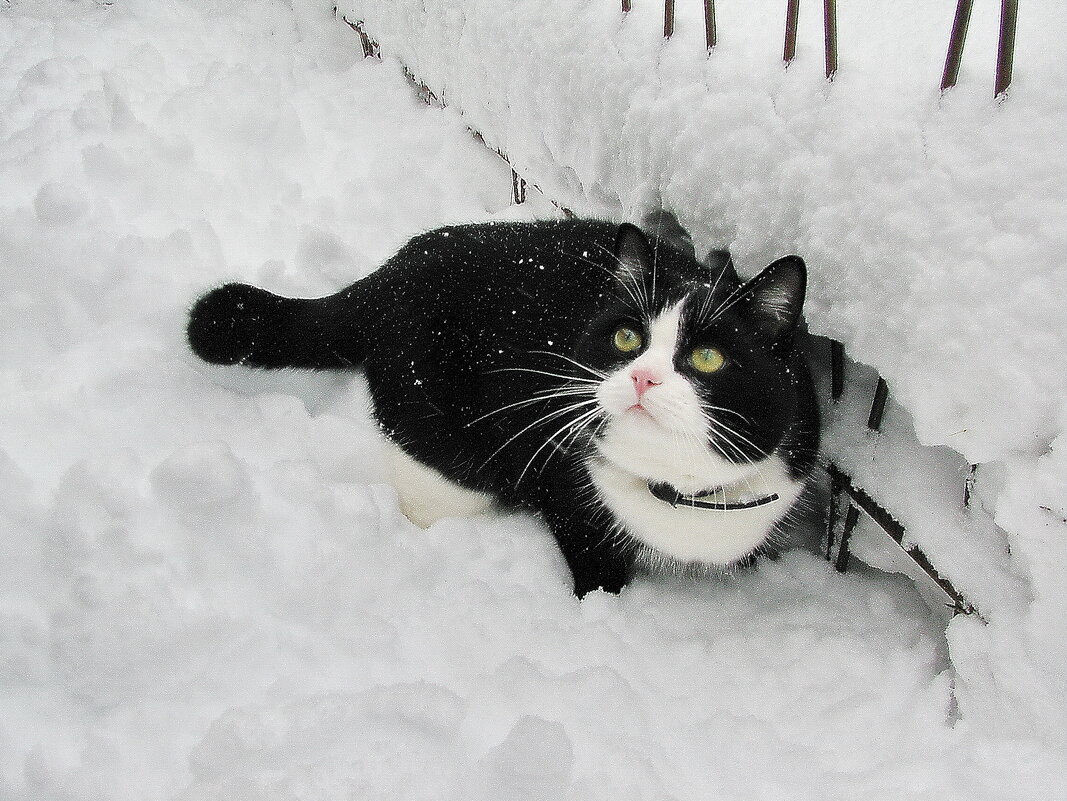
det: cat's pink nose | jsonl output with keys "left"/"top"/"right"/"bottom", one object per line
{"left": 631, "top": 369, "right": 662, "bottom": 401}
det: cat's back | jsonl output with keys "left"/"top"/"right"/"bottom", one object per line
{"left": 353, "top": 219, "right": 625, "bottom": 354}
{"left": 355, "top": 218, "right": 629, "bottom": 489}
{"left": 379, "top": 218, "right": 618, "bottom": 307}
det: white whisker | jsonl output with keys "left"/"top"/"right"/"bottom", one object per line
{"left": 516, "top": 406, "right": 604, "bottom": 485}
{"left": 478, "top": 398, "right": 600, "bottom": 471}
{"left": 593, "top": 242, "right": 650, "bottom": 314}
{"left": 464, "top": 385, "right": 597, "bottom": 427}
{"left": 703, "top": 403, "right": 754, "bottom": 424}
{"left": 564, "top": 250, "right": 643, "bottom": 311}
{"left": 487, "top": 366, "right": 601, "bottom": 384}
{"left": 529, "top": 350, "right": 608, "bottom": 380}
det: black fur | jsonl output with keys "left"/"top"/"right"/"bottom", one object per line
{"left": 188, "top": 219, "right": 819, "bottom": 596}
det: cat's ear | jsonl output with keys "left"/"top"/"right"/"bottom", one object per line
{"left": 614, "top": 223, "right": 652, "bottom": 280}
{"left": 704, "top": 249, "right": 737, "bottom": 281}
{"left": 738, "top": 255, "right": 806, "bottom": 340}
{"left": 641, "top": 209, "right": 695, "bottom": 259}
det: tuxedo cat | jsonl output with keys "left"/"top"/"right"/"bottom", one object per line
{"left": 188, "top": 218, "right": 819, "bottom": 597}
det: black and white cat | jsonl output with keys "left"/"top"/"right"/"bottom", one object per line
{"left": 187, "top": 218, "right": 820, "bottom": 597}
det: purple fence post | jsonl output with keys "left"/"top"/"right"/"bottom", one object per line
{"left": 823, "top": 0, "right": 838, "bottom": 79}
{"left": 784, "top": 0, "right": 800, "bottom": 64}
{"left": 705, "top": 0, "right": 717, "bottom": 51}
{"left": 941, "top": 0, "right": 974, "bottom": 91}
{"left": 994, "top": 0, "right": 1018, "bottom": 97}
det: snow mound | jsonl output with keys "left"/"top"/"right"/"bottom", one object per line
{"left": 342, "top": 0, "right": 1067, "bottom": 756}
{"left": 0, "top": 0, "right": 1064, "bottom": 798}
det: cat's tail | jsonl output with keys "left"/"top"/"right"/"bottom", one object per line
{"left": 187, "top": 283, "right": 366, "bottom": 370}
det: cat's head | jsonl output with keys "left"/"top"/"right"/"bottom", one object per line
{"left": 577, "top": 224, "right": 808, "bottom": 493}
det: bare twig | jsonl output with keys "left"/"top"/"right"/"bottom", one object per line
{"left": 340, "top": 16, "right": 381, "bottom": 59}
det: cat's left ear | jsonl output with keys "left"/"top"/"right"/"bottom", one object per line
{"left": 738, "top": 256, "right": 806, "bottom": 340}
{"left": 614, "top": 223, "right": 652, "bottom": 280}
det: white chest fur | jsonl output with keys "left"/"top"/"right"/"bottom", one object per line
{"left": 586, "top": 295, "right": 807, "bottom": 567}
{"left": 586, "top": 454, "right": 803, "bottom": 567}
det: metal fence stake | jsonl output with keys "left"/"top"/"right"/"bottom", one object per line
{"left": 830, "top": 339, "right": 844, "bottom": 401}
{"left": 512, "top": 170, "right": 527, "bottom": 205}
{"left": 705, "top": 0, "right": 717, "bottom": 51}
{"left": 827, "top": 465, "right": 980, "bottom": 617}
{"left": 941, "top": 0, "right": 973, "bottom": 91}
{"left": 827, "top": 461, "right": 843, "bottom": 559}
{"left": 835, "top": 504, "right": 860, "bottom": 572}
{"left": 823, "top": 0, "right": 838, "bottom": 79}
{"left": 964, "top": 464, "right": 979, "bottom": 507}
{"left": 867, "top": 376, "right": 889, "bottom": 431}
{"left": 784, "top": 0, "right": 800, "bottom": 64}
{"left": 995, "top": 0, "right": 1018, "bottom": 97}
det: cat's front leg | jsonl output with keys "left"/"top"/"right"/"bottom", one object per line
{"left": 539, "top": 504, "right": 635, "bottom": 598}
{"left": 566, "top": 546, "right": 632, "bottom": 598}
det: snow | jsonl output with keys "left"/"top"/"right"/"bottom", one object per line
{"left": 1, "top": 0, "right": 1064, "bottom": 798}
{"left": 344, "top": 0, "right": 1067, "bottom": 767}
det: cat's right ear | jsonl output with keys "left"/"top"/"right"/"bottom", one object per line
{"left": 704, "top": 249, "right": 737, "bottom": 281}
{"left": 641, "top": 209, "right": 695, "bottom": 259}
{"left": 737, "top": 255, "right": 807, "bottom": 341}
{"left": 614, "top": 223, "right": 652, "bottom": 280}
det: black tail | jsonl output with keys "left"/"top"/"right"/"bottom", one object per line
{"left": 187, "top": 283, "right": 366, "bottom": 370}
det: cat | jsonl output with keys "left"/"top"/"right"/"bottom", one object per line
{"left": 187, "top": 217, "right": 820, "bottom": 597}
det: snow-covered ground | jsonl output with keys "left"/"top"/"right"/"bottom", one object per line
{"left": 0, "top": 0, "right": 1064, "bottom": 798}
{"left": 344, "top": 0, "right": 1067, "bottom": 777}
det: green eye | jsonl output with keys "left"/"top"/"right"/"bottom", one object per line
{"left": 613, "top": 327, "right": 643, "bottom": 353}
{"left": 690, "top": 346, "right": 726, "bottom": 373}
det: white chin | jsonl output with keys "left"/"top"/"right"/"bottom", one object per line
{"left": 595, "top": 415, "right": 762, "bottom": 494}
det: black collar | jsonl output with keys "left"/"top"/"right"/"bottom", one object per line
{"left": 647, "top": 481, "right": 780, "bottom": 511}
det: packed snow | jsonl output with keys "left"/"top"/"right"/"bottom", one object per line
{"left": 1, "top": 0, "right": 1064, "bottom": 799}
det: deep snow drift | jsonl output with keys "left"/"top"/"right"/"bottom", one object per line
{"left": 344, "top": 0, "right": 1067, "bottom": 761}
{"left": 0, "top": 0, "right": 1064, "bottom": 799}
